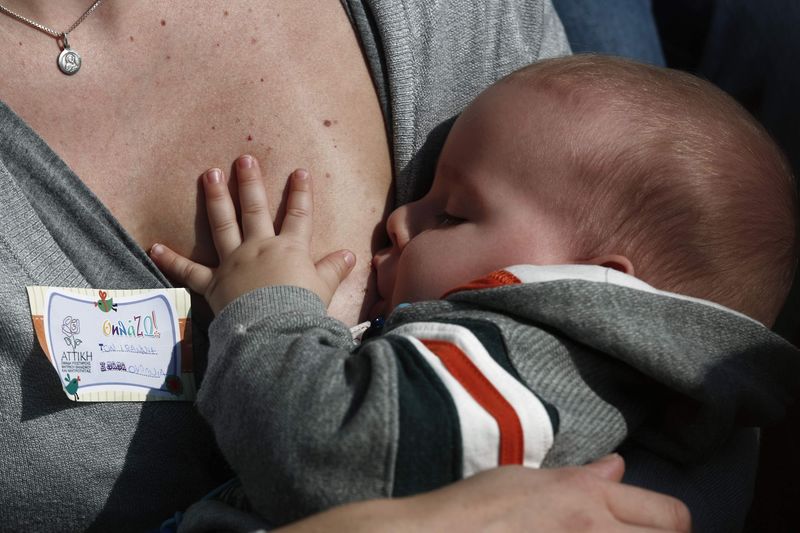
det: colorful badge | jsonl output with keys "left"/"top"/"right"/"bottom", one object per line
{"left": 27, "top": 286, "right": 194, "bottom": 402}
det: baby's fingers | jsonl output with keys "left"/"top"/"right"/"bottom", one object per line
{"left": 314, "top": 250, "right": 356, "bottom": 306}
{"left": 280, "top": 169, "right": 313, "bottom": 243}
{"left": 150, "top": 243, "right": 214, "bottom": 295}
{"left": 236, "top": 155, "right": 274, "bottom": 240}
{"left": 204, "top": 168, "right": 241, "bottom": 260}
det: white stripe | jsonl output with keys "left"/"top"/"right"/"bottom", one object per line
{"left": 401, "top": 335, "right": 500, "bottom": 477}
{"left": 503, "top": 264, "right": 759, "bottom": 324}
{"left": 395, "top": 322, "right": 554, "bottom": 474}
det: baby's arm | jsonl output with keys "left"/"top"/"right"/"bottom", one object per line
{"left": 151, "top": 157, "right": 402, "bottom": 525}
{"left": 150, "top": 159, "right": 547, "bottom": 524}
{"left": 150, "top": 155, "right": 355, "bottom": 315}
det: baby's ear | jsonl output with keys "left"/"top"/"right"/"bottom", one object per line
{"left": 582, "top": 254, "right": 635, "bottom": 276}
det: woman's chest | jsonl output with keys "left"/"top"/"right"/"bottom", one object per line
{"left": 0, "top": 0, "right": 391, "bottom": 266}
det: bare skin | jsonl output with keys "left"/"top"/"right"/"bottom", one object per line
{"left": 0, "top": 0, "right": 391, "bottom": 324}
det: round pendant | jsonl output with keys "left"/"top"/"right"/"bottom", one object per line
{"left": 58, "top": 47, "right": 81, "bottom": 75}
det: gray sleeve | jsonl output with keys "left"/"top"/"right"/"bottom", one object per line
{"left": 197, "top": 286, "right": 400, "bottom": 527}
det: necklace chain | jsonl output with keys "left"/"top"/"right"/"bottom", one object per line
{"left": 0, "top": 0, "right": 104, "bottom": 40}
{"left": 0, "top": 0, "right": 105, "bottom": 74}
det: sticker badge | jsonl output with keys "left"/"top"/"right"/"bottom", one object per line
{"left": 27, "top": 286, "right": 194, "bottom": 402}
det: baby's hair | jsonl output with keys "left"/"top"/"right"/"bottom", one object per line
{"left": 503, "top": 54, "right": 798, "bottom": 325}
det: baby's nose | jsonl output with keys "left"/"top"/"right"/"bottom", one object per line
{"left": 386, "top": 205, "right": 412, "bottom": 250}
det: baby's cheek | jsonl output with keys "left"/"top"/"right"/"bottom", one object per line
{"left": 393, "top": 250, "right": 443, "bottom": 304}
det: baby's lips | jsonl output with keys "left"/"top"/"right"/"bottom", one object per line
{"left": 370, "top": 251, "right": 395, "bottom": 299}
{"left": 371, "top": 247, "right": 392, "bottom": 270}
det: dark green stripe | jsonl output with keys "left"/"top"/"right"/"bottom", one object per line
{"left": 386, "top": 334, "right": 462, "bottom": 496}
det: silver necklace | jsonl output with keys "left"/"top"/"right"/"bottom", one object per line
{"left": 0, "top": 0, "right": 104, "bottom": 75}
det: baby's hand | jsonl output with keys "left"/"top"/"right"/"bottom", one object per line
{"left": 150, "top": 155, "right": 355, "bottom": 314}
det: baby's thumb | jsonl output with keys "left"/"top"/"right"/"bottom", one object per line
{"left": 315, "top": 250, "right": 356, "bottom": 305}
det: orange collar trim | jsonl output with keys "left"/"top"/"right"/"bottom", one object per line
{"left": 441, "top": 269, "right": 522, "bottom": 299}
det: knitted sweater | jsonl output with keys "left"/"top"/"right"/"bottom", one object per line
{"left": 191, "top": 265, "right": 800, "bottom": 529}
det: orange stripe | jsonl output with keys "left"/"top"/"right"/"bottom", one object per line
{"left": 31, "top": 315, "right": 52, "bottom": 362}
{"left": 420, "top": 339, "right": 523, "bottom": 465}
{"left": 441, "top": 269, "right": 522, "bottom": 299}
{"left": 179, "top": 317, "right": 193, "bottom": 372}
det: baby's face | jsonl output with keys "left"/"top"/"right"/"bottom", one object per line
{"left": 371, "top": 82, "right": 581, "bottom": 316}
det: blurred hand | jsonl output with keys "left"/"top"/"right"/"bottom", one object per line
{"left": 280, "top": 454, "right": 691, "bottom": 532}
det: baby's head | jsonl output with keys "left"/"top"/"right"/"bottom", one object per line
{"left": 373, "top": 54, "right": 797, "bottom": 325}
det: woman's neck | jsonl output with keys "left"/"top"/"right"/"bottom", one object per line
{"left": 0, "top": 0, "right": 116, "bottom": 34}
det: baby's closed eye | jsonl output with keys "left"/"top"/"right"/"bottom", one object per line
{"left": 436, "top": 213, "right": 466, "bottom": 227}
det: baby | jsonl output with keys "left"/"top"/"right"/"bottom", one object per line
{"left": 150, "top": 55, "right": 800, "bottom": 527}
